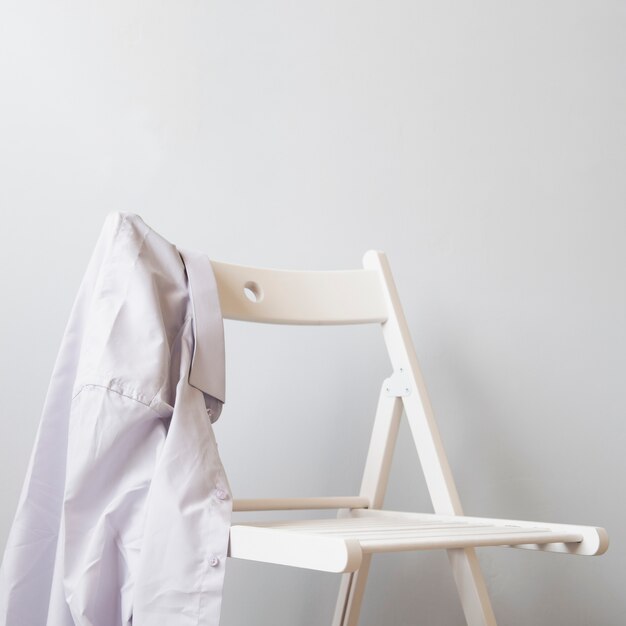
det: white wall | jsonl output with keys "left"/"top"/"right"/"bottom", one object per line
{"left": 1, "top": 1, "right": 624, "bottom": 624}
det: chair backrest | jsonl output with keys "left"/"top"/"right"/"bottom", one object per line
{"left": 209, "top": 250, "right": 465, "bottom": 521}
{"left": 210, "top": 252, "right": 389, "bottom": 325}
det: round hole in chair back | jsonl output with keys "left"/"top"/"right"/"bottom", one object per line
{"left": 243, "top": 281, "right": 263, "bottom": 303}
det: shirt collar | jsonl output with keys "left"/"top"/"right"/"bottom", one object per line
{"left": 177, "top": 247, "right": 226, "bottom": 404}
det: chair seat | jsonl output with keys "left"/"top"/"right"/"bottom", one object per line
{"left": 228, "top": 508, "right": 606, "bottom": 573}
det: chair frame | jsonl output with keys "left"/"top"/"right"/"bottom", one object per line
{"left": 211, "top": 250, "right": 608, "bottom": 626}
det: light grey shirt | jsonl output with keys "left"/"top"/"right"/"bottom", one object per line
{"left": 0, "top": 212, "right": 232, "bottom": 625}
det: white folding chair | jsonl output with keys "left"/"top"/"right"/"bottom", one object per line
{"left": 211, "top": 250, "right": 608, "bottom": 626}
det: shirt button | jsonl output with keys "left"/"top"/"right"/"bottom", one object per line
{"left": 215, "top": 488, "right": 228, "bottom": 500}
{"left": 209, "top": 555, "right": 220, "bottom": 567}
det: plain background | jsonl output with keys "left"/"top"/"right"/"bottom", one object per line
{"left": 0, "top": 1, "right": 624, "bottom": 624}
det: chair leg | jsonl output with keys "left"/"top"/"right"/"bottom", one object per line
{"left": 332, "top": 549, "right": 496, "bottom": 626}
{"left": 331, "top": 554, "right": 373, "bottom": 626}
{"left": 447, "top": 548, "right": 497, "bottom": 626}
{"left": 356, "top": 251, "right": 498, "bottom": 624}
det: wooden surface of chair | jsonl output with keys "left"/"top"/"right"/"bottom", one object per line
{"left": 211, "top": 250, "right": 608, "bottom": 626}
